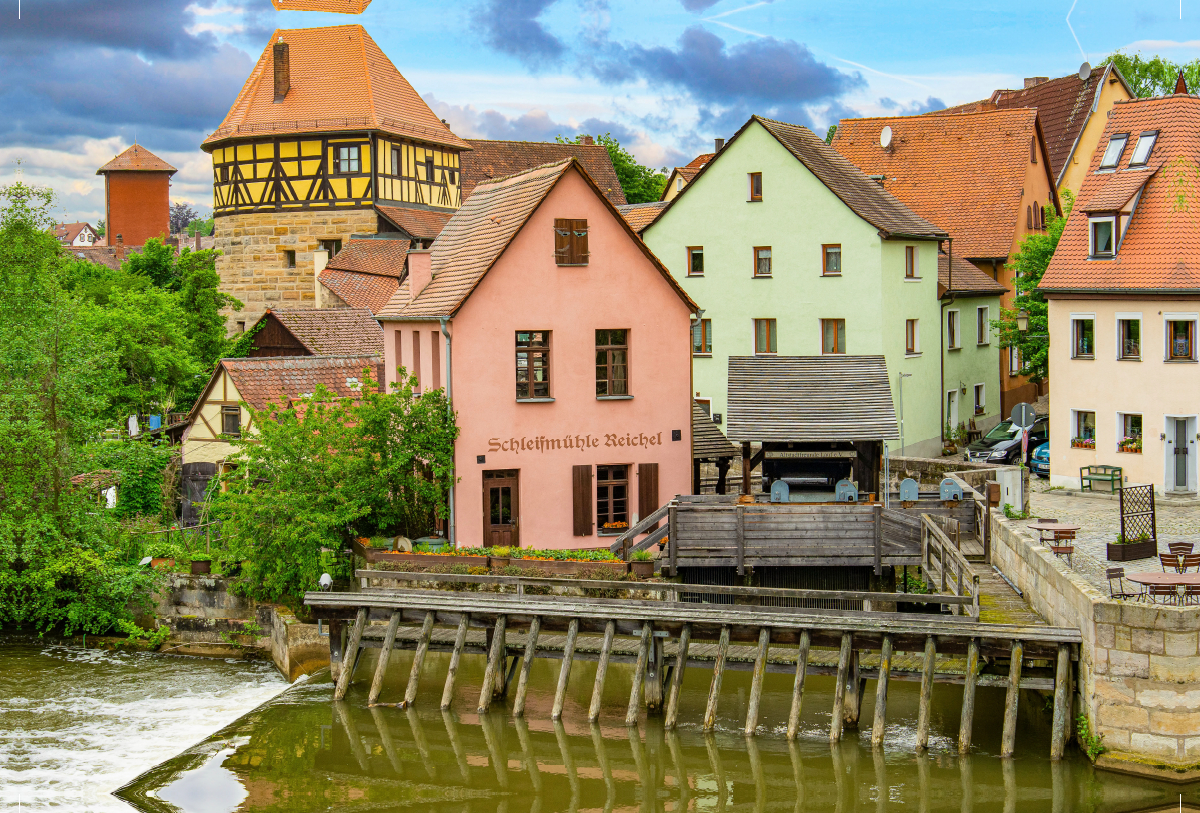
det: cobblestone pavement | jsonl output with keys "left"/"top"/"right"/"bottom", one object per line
{"left": 1027, "top": 488, "right": 1200, "bottom": 592}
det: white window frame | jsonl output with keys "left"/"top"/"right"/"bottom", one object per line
{"left": 1008, "top": 345, "right": 1021, "bottom": 377}
{"left": 1163, "top": 313, "right": 1199, "bottom": 362}
{"left": 976, "top": 306, "right": 990, "bottom": 345}
{"left": 1129, "top": 132, "right": 1158, "bottom": 167}
{"left": 1099, "top": 134, "right": 1128, "bottom": 169}
{"left": 1116, "top": 411, "right": 1143, "bottom": 453}
{"left": 1070, "top": 312, "right": 1097, "bottom": 359}
{"left": 905, "top": 318, "right": 920, "bottom": 356}
{"left": 1089, "top": 216, "right": 1116, "bottom": 257}
{"left": 946, "top": 390, "right": 959, "bottom": 429}
{"left": 1115, "top": 312, "right": 1142, "bottom": 360}
{"left": 946, "top": 309, "right": 961, "bottom": 350}
{"left": 973, "top": 383, "right": 986, "bottom": 416}
{"left": 904, "top": 245, "right": 920, "bottom": 280}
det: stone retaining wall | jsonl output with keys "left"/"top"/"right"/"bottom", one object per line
{"left": 990, "top": 513, "right": 1200, "bottom": 781}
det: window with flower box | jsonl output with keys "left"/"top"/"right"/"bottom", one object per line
{"left": 1071, "top": 410, "right": 1096, "bottom": 449}
{"left": 1118, "top": 413, "right": 1142, "bottom": 454}
{"left": 596, "top": 465, "right": 629, "bottom": 533}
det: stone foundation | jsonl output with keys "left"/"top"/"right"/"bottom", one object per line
{"left": 214, "top": 208, "right": 378, "bottom": 332}
{"left": 990, "top": 512, "right": 1200, "bottom": 781}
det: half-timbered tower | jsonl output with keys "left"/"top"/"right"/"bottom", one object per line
{"left": 202, "top": 24, "right": 470, "bottom": 329}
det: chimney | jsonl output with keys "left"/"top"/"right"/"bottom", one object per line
{"left": 1175, "top": 70, "right": 1189, "bottom": 95}
{"left": 313, "top": 249, "right": 329, "bottom": 307}
{"left": 273, "top": 41, "right": 290, "bottom": 103}
{"left": 582, "top": 135, "right": 594, "bottom": 146}
{"left": 194, "top": 230, "right": 201, "bottom": 251}
{"left": 715, "top": 137, "right": 725, "bottom": 152}
{"left": 1023, "top": 77, "right": 1049, "bottom": 89}
{"left": 115, "top": 233, "right": 125, "bottom": 262}
{"left": 408, "top": 249, "right": 433, "bottom": 297}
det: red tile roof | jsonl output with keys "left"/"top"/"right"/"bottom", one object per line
{"left": 461, "top": 140, "right": 627, "bottom": 206}
{"left": 204, "top": 26, "right": 469, "bottom": 151}
{"left": 1041, "top": 95, "right": 1200, "bottom": 292}
{"left": 325, "top": 236, "right": 409, "bottom": 276}
{"left": 617, "top": 201, "right": 668, "bottom": 233}
{"left": 66, "top": 246, "right": 124, "bottom": 270}
{"left": 376, "top": 205, "right": 451, "bottom": 241}
{"left": 939, "top": 250, "right": 1007, "bottom": 297}
{"left": 55, "top": 222, "right": 93, "bottom": 243}
{"left": 319, "top": 268, "right": 401, "bottom": 314}
{"left": 832, "top": 109, "right": 1056, "bottom": 258}
{"left": 220, "top": 355, "right": 384, "bottom": 410}
{"left": 96, "top": 144, "right": 177, "bottom": 174}
{"left": 272, "top": 0, "right": 371, "bottom": 10}
{"left": 263, "top": 308, "right": 383, "bottom": 355}
{"left": 686, "top": 152, "right": 715, "bottom": 169}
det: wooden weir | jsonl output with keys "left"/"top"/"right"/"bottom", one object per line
{"left": 305, "top": 573, "right": 1082, "bottom": 757}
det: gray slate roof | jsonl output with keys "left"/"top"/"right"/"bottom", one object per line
{"left": 693, "top": 402, "right": 738, "bottom": 460}
{"left": 726, "top": 355, "right": 898, "bottom": 443}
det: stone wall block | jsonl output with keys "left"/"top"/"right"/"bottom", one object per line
{"left": 1149, "top": 709, "right": 1200, "bottom": 736}
{"left": 1130, "top": 732, "right": 1179, "bottom": 758}
{"left": 1187, "top": 737, "right": 1200, "bottom": 758}
{"left": 1114, "top": 626, "right": 1133, "bottom": 651}
{"left": 1136, "top": 687, "right": 1200, "bottom": 709}
{"left": 1149, "top": 655, "right": 1200, "bottom": 683}
{"left": 1093, "top": 678, "right": 1136, "bottom": 702}
{"left": 1132, "top": 627, "right": 1165, "bottom": 655}
{"left": 1107, "top": 649, "right": 1150, "bottom": 678}
{"left": 1099, "top": 702, "right": 1149, "bottom": 730}
{"left": 1164, "top": 631, "right": 1198, "bottom": 657}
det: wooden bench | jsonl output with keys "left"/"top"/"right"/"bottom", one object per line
{"left": 1080, "top": 464, "right": 1122, "bottom": 493}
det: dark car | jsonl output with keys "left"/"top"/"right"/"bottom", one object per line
{"left": 965, "top": 416, "right": 1048, "bottom": 466}
{"left": 1031, "top": 441, "right": 1050, "bottom": 478}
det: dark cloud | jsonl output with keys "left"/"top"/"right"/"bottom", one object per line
{"left": 878, "top": 96, "right": 947, "bottom": 114}
{"left": 680, "top": 0, "right": 721, "bottom": 10}
{"left": 472, "top": 0, "right": 566, "bottom": 68}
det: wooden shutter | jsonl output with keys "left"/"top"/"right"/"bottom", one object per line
{"left": 554, "top": 218, "right": 571, "bottom": 264}
{"left": 571, "top": 219, "right": 588, "bottom": 265}
{"left": 572, "top": 464, "right": 593, "bottom": 536}
{"left": 638, "top": 463, "right": 660, "bottom": 528}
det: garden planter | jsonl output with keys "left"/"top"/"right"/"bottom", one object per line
{"left": 190, "top": 560, "right": 211, "bottom": 575}
{"left": 151, "top": 557, "right": 175, "bottom": 569}
{"left": 367, "top": 551, "right": 489, "bottom": 568}
{"left": 507, "top": 559, "right": 625, "bottom": 577}
{"left": 631, "top": 560, "right": 654, "bottom": 579}
{"left": 1107, "top": 540, "right": 1157, "bottom": 561}
{"left": 489, "top": 557, "right": 511, "bottom": 570}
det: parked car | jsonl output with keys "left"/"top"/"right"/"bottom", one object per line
{"left": 965, "top": 416, "right": 1048, "bottom": 466}
{"left": 1030, "top": 442, "right": 1050, "bottom": 478}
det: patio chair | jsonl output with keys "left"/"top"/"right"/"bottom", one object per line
{"left": 1186, "top": 585, "right": 1200, "bottom": 606}
{"left": 1182, "top": 554, "right": 1200, "bottom": 572}
{"left": 1050, "top": 543, "right": 1074, "bottom": 567}
{"left": 1106, "top": 567, "right": 1144, "bottom": 601}
{"left": 1148, "top": 584, "right": 1179, "bottom": 606}
{"left": 1167, "top": 542, "right": 1194, "bottom": 555}
{"left": 1160, "top": 553, "right": 1184, "bottom": 573}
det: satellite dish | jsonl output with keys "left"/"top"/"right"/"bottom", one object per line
{"left": 1079, "top": 61, "right": 1092, "bottom": 81}
{"left": 880, "top": 125, "right": 893, "bottom": 149}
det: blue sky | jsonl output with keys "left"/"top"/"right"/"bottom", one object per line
{"left": 2, "top": 0, "right": 1196, "bottom": 225}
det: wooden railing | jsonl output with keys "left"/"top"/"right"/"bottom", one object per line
{"left": 135, "top": 521, "right": 222, "bottom": 555}
{"left": 920, "top": 514, "right": 980, "bottom": 618}
{"left": 609, "top": 502, "right": 672, "bottom": 558}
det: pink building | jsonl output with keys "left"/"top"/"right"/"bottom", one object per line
{"left": 376, "top": 159, "right": 699, "bottom": 549}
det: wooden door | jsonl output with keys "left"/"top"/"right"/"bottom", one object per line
{"left": 483, "top": 470, "right": 520, "bottom": 547}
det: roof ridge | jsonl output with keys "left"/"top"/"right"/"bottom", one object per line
{"left": 358, "top": 26, "right": 376, "bottom": 130}
{"left": 473, "top": 157, "right": 573, "bottom": 190}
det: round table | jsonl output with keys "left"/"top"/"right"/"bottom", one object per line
{"left": 1126, "top": 572, "right": 1200, "bottom": 587}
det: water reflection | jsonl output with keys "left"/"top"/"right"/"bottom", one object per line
{"left": 119, "top": 654, "right": 1200, "bottom": 813}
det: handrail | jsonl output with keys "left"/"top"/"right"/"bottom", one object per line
{"left": 609, "top": 502, "right": 672, "bottom": 556}
{"left": 920, "top": 513, "right": 980, "bottom": 618}
{"left": 355, "top": 569, "right": 974, "bottom": 610}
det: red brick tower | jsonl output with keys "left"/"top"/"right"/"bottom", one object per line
{"left": 96, "top": 145, "right": 177, "bottom": 248}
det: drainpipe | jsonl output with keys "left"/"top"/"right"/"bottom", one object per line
{"left": 439, "top": 317, "right": 455, "bottom": 547}
{"left": 940, "top": 238, "right": 954, "bottom": 448}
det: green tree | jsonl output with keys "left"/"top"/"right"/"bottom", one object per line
{"left": 558, "top": 133, "right": 668, "bottom": 203}
{"left": 178, "top": 247, "right": 241, "bottom": 368}
{"left": 1100, "top": 52, "right": 1200, "bottom": 97}
{"left": 825, "top": 125, "right": 838, "bottom": 144}
{"left": 992, "top": 191, "right": 1074, "bottom": 384}
{"left": 124, "top": 237, "right": 183, "bottom": 289}
{"left": 213, "top": 368, "right": 458, "bottom": 604}
{"left": 186, "top": 217, "right": 215, "bottom": 237}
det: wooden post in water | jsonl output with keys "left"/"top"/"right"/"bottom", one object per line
{"left": 627, "top": 621, "right": 652, "bottom": 726}
{"left": 512, "top": 616, "right": 542, "bottom": 718}
{"left": 957, "top": 638, "right": 980, "bottom": 753}
{"left": 368, "top": 610, "right": 402, "bottom": 705}
{"left": 333, "top": 608, "right": 368, "bottom": 701}
{"left": 1001, "top": 639, "right": 1024, "bottom": 757}
{"left": 787, "top": 629, "right": 810, "bottom": 741}
{"left": 589, "top": 620, "right": 616, "bottom": 722}
{"left": 551, "top": 618, "right": 579, "bottom": 721}
{"left": 916, "top": 635, "right": 936, "bottom": 750}
{"left": 440, "top": 613, "right": 470, "bottom": 710}
{"left": 477, "top": 614, "right": 507, "bottom": 713}
{"left": 844, "top": 648, "right": 864, "bottom": 727}
{"left": 703, "top": 626, "right": 731, "bottom": 731}
{"left": 744, "top": 626, "right": 771, "bottom": 736}
{"left": 871, "top": 634, "right": 893, "bottom": 748}
{"left": 492, "top": 619, "right": 508, "bottom": 699}
{"left": 830, "top": 632, "right": 851, "bottom": 742}
{"left": 1050, "top": 643, "right": 1071, "bottom": 760}
{"left": 402, "top": 611, "right": 435, "bottom": 707}
{"left": 664, "top": 623, "right": 691, "bottom": 730}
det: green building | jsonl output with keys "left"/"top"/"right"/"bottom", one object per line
{"left": 639, "top": 116, "right": 951, "bottom": 457}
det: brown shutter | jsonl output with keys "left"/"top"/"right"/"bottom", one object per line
{"left": 1030, "top": 136, "right": 1036, "bottom": 163}
{"left": 572, "top": 219, "right": 589, "bottom": 265}
{"left": 638, "top": 463, "right": 660, "bottom": 529}
{"left": 554, "top": 218, "right": 571, "bottom": 264}
{"left": 1026, "top": 205, "right": 1032, "bottom": 229}
{"left": 572, "top": 465, "right": 593, "bottom": 536}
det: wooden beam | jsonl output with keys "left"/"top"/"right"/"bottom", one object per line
{"left": 440, "top": 613, "right": 470, "bottom": 710}
{"left": 664, "top": 623, "right": 691, "bottom": 730}
{"left": 368, "top": 610, "right": 401, "bottom": 706}
{"left": 736, "top": 505, "right": 746, "bottom": 575}
{"left": 589, "top": 620, "right": 616, "bottom": 723}
{"left": 551, "top": 618, "right": 579, "bottom": 721}
{"left": 1050, "top": 643, "right": 1071, "bottom": 760}
{"left": 512, "top": 616, "right": 542, "bottom": 718}
{"left": 627, "top": 621, "right": 652, "bottom": 726}
{"left": 1001, "top": 639, "right": 1023, "bottom": 758}
{"left": 916, "top": 635, "right": 935, "bottom": 750}
{"left": 830, "top": 632, "right": 851, "bottom": 742}
{"left": 745, "top": 626, "right": 771, "bottom": 736}
{"left": 957, "top": 638, "right": 980, "bottom": 753}
{"left": 476, "top": 614, "right": 506, "bottom": 714}
{"left": 787, "top": 629, "right": 810, "bottom": 741}
{"left": 333, "top": 608, "right": 367, "bottom": 701}
{"left": 871, "top": 634, "right": 893, "bottom": 748}
{"left": 742, "top": 442, "right": 752, "bottom": 495}
{"left": 402, "top": 612, "right": 435, "bottom": 707}
{"left": 703, "top": 626, "right": 730, "bottom": 731}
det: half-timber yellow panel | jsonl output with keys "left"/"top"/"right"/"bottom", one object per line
{"left": 256, "top": 143, "right": 275, "bottom": 159}
{"left": 301, "top": 160, "right": 320, "bottom": 175}
{"left": 236, "top": 144, "right": 253, "bottom": 162}
{"left": 246, "top": 182, "right": 266, "bottom": 202}
{"left": 291, "top": 179, "right": 312, "bottom": 199}
{"left": 351, "top": 177, "right": 370, "bottom": 198}
{"left": 256, "top": 162, "right": 272, "bottom": 179}
{"left": 279, "top": 141, "right": 298, "bottom": 159}
{"left": 301, "top": 141, "right": 322, "bottom": 156}
{"left": 282, "top": 161, "right": 299, "bottom": 176}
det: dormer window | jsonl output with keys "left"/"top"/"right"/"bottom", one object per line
{"left": 1089, "top": 216, "right": 1116, "bottom": 258}
{"left": 1099, "top": 134, "right": 1128, "bottom": 169}
{"left": 1129, "top": 131, "right": 1159, "bottom": 167}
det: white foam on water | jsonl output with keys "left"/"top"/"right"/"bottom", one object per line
{"left": 0, "top": 644, "right": 288, "bottom": 812}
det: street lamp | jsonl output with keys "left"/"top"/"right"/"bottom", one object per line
{"left": 1016, "top": 308, "right": 1029, "bottom": 332}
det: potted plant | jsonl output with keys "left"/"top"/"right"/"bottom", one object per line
{"left": 630, "top": 549, "right": 655, "bottom": 579}
{"left": 1107, "top": 532, "right": 1157, "bottom": 562}
{"left": 489, "top": 546, "right": 512, "bottom": 570}
{"left": 600, "top": 521, "right": 630, "bottom": 536}
{"left": 190, "top": 555, "right": 212, "bottom": 575}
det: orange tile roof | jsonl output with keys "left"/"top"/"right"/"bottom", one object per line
{"left": 55, "top": 222, "right": 92, "bottom": 242}
{"left": 1041, "top": 95, "right": 1200, "bottom": 292}
{"left": 378, "top": 159, "right": 696, "bottom": 320}
{"left": 66, "top": 246, "right": 124, "bottom": 270}
{"left": 832, "top": 109, "right": 1055, "bottom": 258}
{"left": 685, "top": 152, "right": 715, "bottom": 169}
{"left": 325, "top": 236, "right": 408, "bottom": 276}
{"left": 376, "top": 205, "right": 451, "bottom": 241}
{"left": 938, "top": 250, "right": 1006, "bottom": 297}
{"left": 272, "top": 0, "right": 371, "bottom": 10}
{"left": 1080, "top": 168, "right": 1155, "bottom": 213}
{"left": 219, "top": 355, "right": 384, "bottom": 410}
{"left": 617, "top": 201, "right": 668, "bottom": 232}
{"left": 319, "top": 268, "right": 401, "bottom": 314}
{"left": 203, "top": 26, "right": 469, "bottom": 151}
{"left": 265, "top": 308, "right": 383, "bottom": 355}
{"left": 96, "top": 144, "right": 177, "bottom": 174}
{"left": 461, "top": 140, "right": 627, "bottom": 206}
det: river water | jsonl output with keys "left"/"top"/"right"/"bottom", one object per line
{"left": 3, "top": 642, "right": 1196, "bottom": 812}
